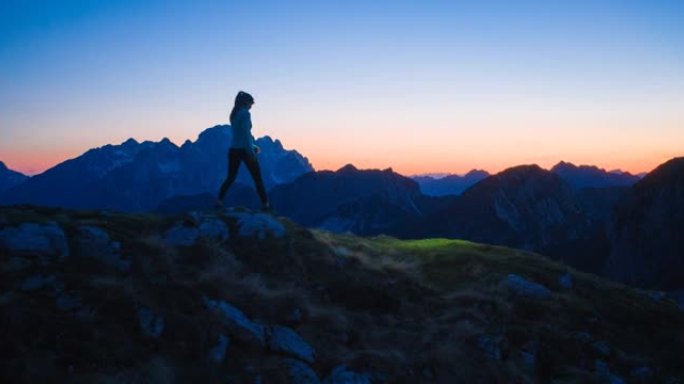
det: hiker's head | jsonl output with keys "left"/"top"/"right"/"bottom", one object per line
{"left": 230, "top": 91, "right": 255, "bottom": 124}
{"left": 234, "top": 91, "right": 254, "bottom": 110}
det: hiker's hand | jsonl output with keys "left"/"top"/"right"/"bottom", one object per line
{"left": 253, "top": 145, "right": 261, "bottom": 155}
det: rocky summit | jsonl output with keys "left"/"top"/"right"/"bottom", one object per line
{"left": 1, "top": 205, "right": 683, "bottom": 383}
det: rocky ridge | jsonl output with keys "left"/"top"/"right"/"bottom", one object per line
{"left": 1, "top": 205, "right": 683, "bottom": 383}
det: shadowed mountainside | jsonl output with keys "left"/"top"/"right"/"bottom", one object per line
{"left": 0, "top": 162, "right": 28, "bottom": 194}
{"left": 0, "top": 126, "right": 312, "bottom": 211}
{"left": 414, "top": 165, "right": 611, "bottom": 272}
{"left": 267, "top": 164, "right": 458, "bottom": 236}
{"left": 1, "top": 205, "right": 683, "bottom": 383}
{"left": 551, "top": 161, "right": 641, "bottom": 190}
{"left": 604, "top": 157, "right": 684, "bottom": 290}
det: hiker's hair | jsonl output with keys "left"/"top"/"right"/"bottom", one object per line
{"left": 230, "top": 91, "right": 255, "bottom": 125}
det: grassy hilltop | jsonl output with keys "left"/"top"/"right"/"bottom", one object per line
{"left": 1, "top": 205, "right": 683, "bottom": 383}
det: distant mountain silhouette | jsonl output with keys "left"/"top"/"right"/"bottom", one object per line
{"left": 414, "top": 165, "right": 613, "bottom": 271}
{"left": 268, "top": 164, "right": 457, "bottom": 235}
{"left": 0, "top": 161, "right": 29, "bottom": 194}
{"left": 412, "top": 170, "right": 489, "bottom": 196}
{"left": 604, "top": 157, "right": 684, "bottom": 289}
{"left": 0, "top": 125, "right": 312, "bottom": 211}
{"left": 552, "top": 161, "right": 641, "bottom": 190}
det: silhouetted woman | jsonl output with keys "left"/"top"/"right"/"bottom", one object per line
{"left": 216, "top": 91, "right": 271, "bottom": 211}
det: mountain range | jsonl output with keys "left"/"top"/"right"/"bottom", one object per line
{"left": 412, "top": 161, "right": 642, "bottom": 197}
{"left": 412, "top": 170, "right": 490, "bottom": 196}
{"left": 1, "top": 131, "right": 682, "bottom": 290}
{"left": 0, "top": 126, "right": 313, "bottom": 211}
{"left": 550, "top": 161, "right": 642, "bottom": 190}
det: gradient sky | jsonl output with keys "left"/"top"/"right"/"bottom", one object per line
{"left": 1, "top": 0, "right": 683, "bottom": 176}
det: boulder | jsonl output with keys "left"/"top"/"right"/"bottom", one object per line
{"left": 75, "top": 226, "right": 130, "bottom": 271}
{"left": 138, "top": 307, "right": 165, "bottom": 338}
{"left": 592, "top": 340, "right": 611, "bottom": 357}
{"left": 505, "top": 274, "right": 552, "bottom": 299}
{"left": 17, "top": 274, "right": 58, "bottom": 292}
{"left": 203, "top": 297, "right": 266, "bottom": 347}
{"left": 227, "top": 212, "right": 285, "bottom": 239}
{"left": 322, "top": 365, "right": 373, "bottom": 384}
{"left": 198, "top": 218, "right": 230, "bottom": 241}
{"left": 477, "top": 335, "right": 502, "bottom": 361}
{"left": 559, "top": 273, "right": 573, "bottom": 289}
{"left": 267, "top": 325, "right": 316, "bottom": 363}
{"left": 630, "top": 365, "right": 654, "bottom": 380}
{"left": 0, "top": 221, "right": 69, "bottom": 259}
{"left": 55, "top": 292, "right": 82, "bottom": 312}
{"left": 595, "top": 360, "right": 625, "bottom": 384}
{"left": 283, "top": 358, "right": 320, "bottom": 384}
{"left": 164, "top": 224, "right": 199, "bottom": 247}
{"left": 208, "top": 334, "right": 230, "bottom": 364}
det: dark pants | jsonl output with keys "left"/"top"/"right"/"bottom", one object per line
{"left": 218, "top": 148, "right": 268, "bottom": 205}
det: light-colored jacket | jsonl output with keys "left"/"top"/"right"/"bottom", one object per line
{"left": 230, "top": 108, "right": 255, "bottom": 152}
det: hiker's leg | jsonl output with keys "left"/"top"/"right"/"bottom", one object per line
{"left": 218, "top": 149, "right": 242, "bottom": 201}
{"left": 244, "top": 152, "right": 269, "bottom": 205}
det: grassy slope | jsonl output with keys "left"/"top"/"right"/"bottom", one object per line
{"left": 1, "top": 205, "right": 683, "bottom": 383}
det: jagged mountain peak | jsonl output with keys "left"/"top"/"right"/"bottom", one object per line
{"left": 196, "top": 124, "right": 231, "bottom": 143}
{"left": 464, "top": 169, "right": 489, "bottom": 178}
{"left": 158, "top": 137, "right": 177, "bottom": 148}
{"left": 485, "top": 164, "right": 554, "bottom": 185}
{"left": 638, "top": 157, "right": 684, "bottom": 185}
{"left": 337, "top": 163, "right": 359, "bottom": 173}
{"left": 552, "top": 160, "right": 640, "bottom": 189}
{"left": 0, "top": 125, "right": 313, "bottom": 211}
{"left": 122, "top": 138, "right": 139, "bottom": 146}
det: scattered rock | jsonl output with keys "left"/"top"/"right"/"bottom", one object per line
{"left": 164, "top": 224, "right": 199, "bottom": 247}
{"left": 283, "top": 358, "right": 320, "bottom": 384}
{"left": 203, "top": 297, "right": 266, "bottom": 347}
{"left": 519, "top": 341, "right": 537, "bottom": 370}
{"left": 198, "top": 218, "right": 230, "bottom": 241}
{"left": 647, "top": 291, "right": 667, "bottom": 302}
{"left": 267, "top": 325, "right": 316, "bottom": 363}
{"left": 208, "top": 334, "right": 230, "bottom": 364}
{"left": 592, "top": 340, "right": 611, "bottom": 357}
{"left": 17, "top": 274, "right": 57, "bottom": 292}
{"left": 285, "top": 308, "right": 304, "bottom": 324}
{"left": 595, "top": 360, "right": 625, "bottom": 384}
{"left": 478, "top": 335, "right": 502, "bottom": 361}
{"left": 0, "top": 221, "right": 69, "bottom": 259}
{"left": 505, "top": 274, "right": 552, "bottom": 299}
{"left": 227, "top": 212, "right": 286, "bottom": 239}
{"left": 559, "top": 273, "right": 573, "bottom": 289}
{"left": 421, "top": 366, "right": 435, "bottom": 381}
{"left": 6, "top": 256, "right": 31, "bottom": 271}
{"left": 75, "top": 226, "right": 130, "bottom": 271}
{"left": 322, "top": 364, "right": 373, "bottom": 384}
{"left": 55, "top": 292, "right": 82, "bottom": 312}
{"left": 138, "top": 307, "right": 165, "bottom": 338}
{"left": 521, "top": 350, "right": 535, "bottom": 369}
{"left": 573, "top": 331, "right": 592, "bottom": 343}
{"left": 630, "top": 365, "right": 654, "bottom": 380}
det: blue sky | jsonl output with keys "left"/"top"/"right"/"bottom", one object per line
{"left": 1, "top": 0, "right": 683, "bottom": 175}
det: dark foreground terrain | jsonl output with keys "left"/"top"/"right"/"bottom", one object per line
{"left": 1, "top": 205, "right": 683, "bottom": 383}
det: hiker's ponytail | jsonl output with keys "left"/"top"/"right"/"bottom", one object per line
{"left": 230, "top": 91, "right": 255, "bottom": 125}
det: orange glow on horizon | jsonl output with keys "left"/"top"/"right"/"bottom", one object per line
{"left": 5, "top": 151, "right": 679, "bottom": 178}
